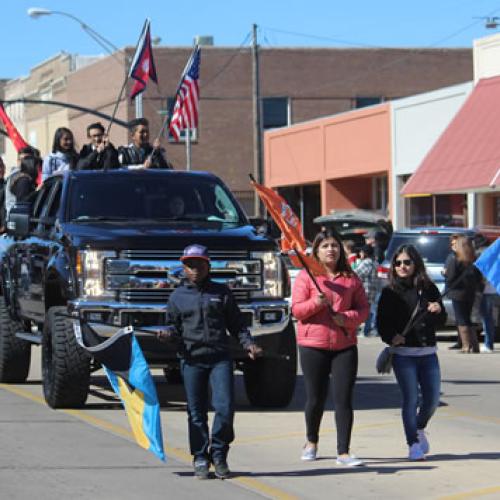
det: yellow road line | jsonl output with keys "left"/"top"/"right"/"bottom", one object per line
{"left": 437, "top": 485, "right": 500, "bottom": 499}
{"left": 0, "top": 384, "right": 297, "bottom": 500}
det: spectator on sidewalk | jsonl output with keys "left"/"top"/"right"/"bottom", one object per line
{"left": 159, "top": 244, "right": 261, "bottom": 480}
{"left": 77, "top": 122, "right": 119, "bottom": 170}
{"left": 343, "top": 240, "right": 359, "bottom": 269}
{"left": 377, "top": 244, "right": 446, "bottom": 461}
{"left": 444, "top": 235, "right": 483, "bottom": 353}
{"left": 42, "top": 127, "right": 78, "bottom": 180}
{"left": 355, "top": 244, "right": 379, "bottom": 336}
{"left": 292, "top": 228, "right": 369, "bottom": 467}
{"left": 479, "top": 278, "right": 497, "bottom": 353}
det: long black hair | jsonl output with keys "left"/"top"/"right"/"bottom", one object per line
{"left": 51, "top": 127, "right": 78, "bottom": 169}
{"left": 389, "top": 244, "right": 432, "bottom": 291}
{"left": 311, "top": 228, "right": 353, "bottom": 276}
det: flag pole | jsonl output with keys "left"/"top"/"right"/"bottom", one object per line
{"left": 185, "top": 126, "right": 191, "bottom": 170}
{"left": 106, "top": 19, "right": 149, "bottom": 136}
{"left": 106, "top": 77, "right": 129, "bottom": 136}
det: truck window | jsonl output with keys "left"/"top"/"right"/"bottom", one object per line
{"left": 67, "top": 174, "right": 245, "bottom": 225}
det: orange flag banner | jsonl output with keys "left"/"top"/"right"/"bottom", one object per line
{"left": 0, "top": 103, "right": 28, "bottom": 152}
{"left": 250, "top": 178, "right": 324, "bottom": 275}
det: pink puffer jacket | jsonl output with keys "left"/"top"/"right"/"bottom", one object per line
{"left": 291, "top": 270, "right": 369, "bottom": 351}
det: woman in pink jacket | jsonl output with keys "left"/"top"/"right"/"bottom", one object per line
{"left": 292, "top": 228, "right": 369, "bottom": 466}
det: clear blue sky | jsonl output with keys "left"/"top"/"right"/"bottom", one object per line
{"left": 3, "top": 0, "right": 500, "bottom": 79}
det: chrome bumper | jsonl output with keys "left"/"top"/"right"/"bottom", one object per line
{"left": 68, "top": 299, "right": 290, "bottom": 337}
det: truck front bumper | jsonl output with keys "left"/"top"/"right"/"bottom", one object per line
{"left": 67, "top": 299, "right": 290, "bottom": 338}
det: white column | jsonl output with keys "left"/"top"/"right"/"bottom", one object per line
{"left": 467, "top": 192, "right": 476, "bottom": 228}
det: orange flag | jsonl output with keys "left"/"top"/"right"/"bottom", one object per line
{"left": 250, "top": 178, "right": 324, "bottom": 275}
{"left": 0, "top": 103, "right": 28, "bottom": 152}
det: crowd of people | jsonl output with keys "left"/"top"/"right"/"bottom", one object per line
{"left": 0, "top": 118, "right": 172, "bottom": 230}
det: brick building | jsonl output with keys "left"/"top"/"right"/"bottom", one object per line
{"left": 2, "top": 46, "right": 473, "bottom": 213}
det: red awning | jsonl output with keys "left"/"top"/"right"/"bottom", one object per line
{"left": 401, "top": 76, "right": 500, "bottom": 195}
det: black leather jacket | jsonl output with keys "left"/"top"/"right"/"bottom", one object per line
{"left": 377, "top": 281, "right": 447, "bottom": 347}
{"left": 117, "top": 143, "right": 170, "bottom": 169}
{"left": 166, "top": 278, "right": 254, "bottom": 357}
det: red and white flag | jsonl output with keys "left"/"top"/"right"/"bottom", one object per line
{"left": 169, "top": 46, "right": 200, "bottom": 141}
{"left": 129, "top": 19, "right": 158, "bottom": 100}
{"left": 0, "top": 102, "right": 28, "bottom": 151}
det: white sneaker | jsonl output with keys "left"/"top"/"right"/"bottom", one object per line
{"left": 301, "top": 445, "right": 317, "bottom": 461}
{"left": 336, "top": 455, "right": 364, "bottom": 466}
{"left": 408, "top": 442, "right": 425, "bottom": 461}
{"left": 417, "top": 429, "right": 429, "bottom": 454}
{"left": 480, "top": 345, "right": 494, "bottom": 353}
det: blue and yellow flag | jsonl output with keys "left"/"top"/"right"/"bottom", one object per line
{"left": 74, "top": 323, "right": 166, "bottom": 462}
{"left": 475, "top": 237, "right": 500, "bottom": 295}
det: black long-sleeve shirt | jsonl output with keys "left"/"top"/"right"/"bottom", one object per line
{"left": 77, "top": 144, "right": 119, "bottom": 170}
{"left": 166, "top": 279, "right": 254, "bottom": 357}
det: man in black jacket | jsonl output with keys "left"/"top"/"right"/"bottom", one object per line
{"left": 160, "top": 244, "right": 261, "bottom": 479}
{"left": 77, "top": 122, "right": 119, "bottom": 170}
{"left": 117, "top": 118, "right": 171, "bottom": 169}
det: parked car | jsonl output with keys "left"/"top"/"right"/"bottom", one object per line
{"left": 313, "top": 209, "right": 392, "bottom": 250}
{"left": 377, "top": 227, "right": 499, "bottom": 338}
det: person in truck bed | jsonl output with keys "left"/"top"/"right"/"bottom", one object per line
{"left": 77, "top": 122, "right": 119, "bottom": 171}
{"left": 159, "top": 244, "right": 262, "bottom": 480}
{"left": 117, "top": 118, "right": 171, "bottom": 170}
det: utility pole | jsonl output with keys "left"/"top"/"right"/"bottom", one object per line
{"left": 252, "top": 23, "right": 263, "bottom": 217}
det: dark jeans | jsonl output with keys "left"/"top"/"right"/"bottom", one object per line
{"left": 480, "top": 294, "right": 496, "bottom": 350}
{"left": 181, "top": 354, "right": 234, "bottom": 462}
{"left": 299, "top": 345, "right": 358, "bottom": 455}
{"left": 392, "top": 353, "right": 441, "bottom": 446}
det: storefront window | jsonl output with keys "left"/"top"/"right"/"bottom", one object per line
{"left": 406, "top": 194, "right": 467, "bottom": 227}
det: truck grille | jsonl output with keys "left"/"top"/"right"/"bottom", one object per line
{"left": 108, "top": 249, "right": 258, "bottom": 303}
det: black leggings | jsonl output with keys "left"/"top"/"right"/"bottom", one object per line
{"left": 299, "top": 345, "right": 358, "bottom": 455}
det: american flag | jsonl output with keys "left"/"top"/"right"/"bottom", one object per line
{"left": 169, "top": 46, "right": 201, "bottom": 142}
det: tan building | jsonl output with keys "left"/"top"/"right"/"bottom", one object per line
{"left": 2, "top": 46, "right": 473, "bottom": 212}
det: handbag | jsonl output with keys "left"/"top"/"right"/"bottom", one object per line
{"left": 376, "top": 347, "right": 393, "bottom": 374}
{"left": 375, "top": 298, "right": 421, "bottom": 374}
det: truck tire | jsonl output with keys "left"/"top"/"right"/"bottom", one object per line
{"left": 243, "top": 320, "right": 297, "bottom": 408}
{"left": 0, "top": 295, "right": 31, "bottom": 383}
{"left": 42, "top": 306, "right": 91, "bottom": 409}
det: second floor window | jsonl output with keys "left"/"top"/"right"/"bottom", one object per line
{"left": 262, "top": 97, "right": 289, "bottom": 130}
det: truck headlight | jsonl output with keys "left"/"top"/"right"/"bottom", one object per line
{"left": 76, "top": 250, "right": 116, "bottom": 299}
{"left": 250, "top": 251, "right": 283, "bottom": 298}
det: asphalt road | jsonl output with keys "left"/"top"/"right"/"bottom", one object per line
{"left": 1, "top": 334, "right": 499, "bottom": 500}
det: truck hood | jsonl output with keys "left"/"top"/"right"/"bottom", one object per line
{"left": 61, "top": 222, "right": 274, "bottom": 251}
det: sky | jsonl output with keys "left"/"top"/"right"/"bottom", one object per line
{"left": 3, "top": 0, "right": 500, "bottom": 79}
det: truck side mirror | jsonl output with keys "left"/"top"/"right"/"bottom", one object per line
{"left": 248, "top": 216, "right": 268, "bottom": 235}
{"left": 7, "top": 202, "right": 32, "bottom": 238}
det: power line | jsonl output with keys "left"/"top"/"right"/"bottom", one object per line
{"left": 202, "top": 31, "right": 252, "bottom": 89}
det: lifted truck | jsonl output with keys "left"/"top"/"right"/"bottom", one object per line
{"left": 0, "top": 170, "right": 296, "bottom": 408}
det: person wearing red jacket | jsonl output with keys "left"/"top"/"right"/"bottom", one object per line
{"left": 292, "top": 228, "right": 369, "bottom": 467}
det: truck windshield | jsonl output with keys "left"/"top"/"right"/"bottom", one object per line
{"left": 68, "top": 175, "right": 245, "bottom": 225}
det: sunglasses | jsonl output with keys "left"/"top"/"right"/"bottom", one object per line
{"left": 395, "top": 259, "right": 413, "bottom": 267}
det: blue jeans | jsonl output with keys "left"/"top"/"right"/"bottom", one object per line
{"left": 363, "top": 302, "right": 377, "bottom": 336}
{"left": 480, "top": 294, "right": 495, "bottom": 350}
{"left": 392, "top": 353, "right": 441, "bottom": 446}
{"left": 181, "top": 354, "right": 234, "bottom": 462}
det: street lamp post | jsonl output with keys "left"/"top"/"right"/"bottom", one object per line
{"left": 27, "top": 7, "right": 142, "bottom": 117}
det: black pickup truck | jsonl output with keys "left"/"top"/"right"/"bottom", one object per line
{"left": 0, "top": 170, "right": 296, "bottom": 409}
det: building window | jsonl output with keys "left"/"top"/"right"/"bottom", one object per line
{"left": 405, "top": 194, "right": 467, "bottom": 227}
{"left": 354, "top": 97, "right": 382, "bottom": 109}
{"left": 372, "top": 176, "right": 388, "bottom": 214}
{"left": 262, "top": 97, "right": 290, "bottom": 130}
{"left": 163, "top": 97, "right": 198, "bottom": 143}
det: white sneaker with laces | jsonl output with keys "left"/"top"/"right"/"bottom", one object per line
{"left": 336, "top": 455, "right": 364, "bottom": 466}
{"left": 408, "top": 442, "right": 425, "bottom": 461}
{"left": 417, "top": 429, "right": 429, "bottom": 454}
{"left": 301, "top": 445, "right": 317, "bottom": 461}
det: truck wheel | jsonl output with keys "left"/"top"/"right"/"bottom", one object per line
{"left": 0, "top": 295, "right": 31, "bottom": 383}
{"left": 243, "top": 320, "right": 297, "bottom": 408}
{"left": 42, "top": 306, "right": 90, "bottom": 409}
